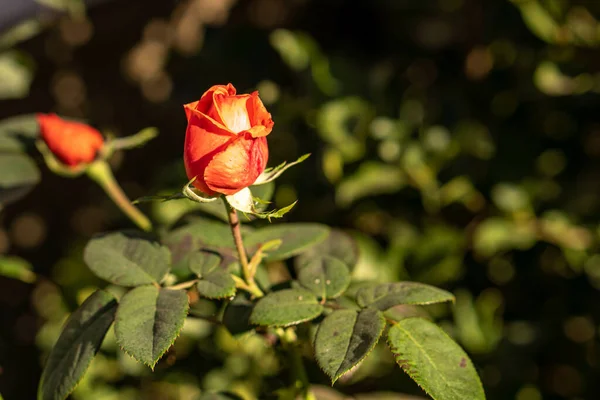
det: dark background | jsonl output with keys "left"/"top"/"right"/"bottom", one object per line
{"left": 2, "top": 0, "right": 600, "bottom": 399}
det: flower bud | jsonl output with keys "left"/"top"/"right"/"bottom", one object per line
{"left": 37, "top": 113, "right": 104, "bottom": 167}
{"left": 183, "top": 83, "right": 273, "bottom": 196}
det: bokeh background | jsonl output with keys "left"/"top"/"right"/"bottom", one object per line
{"left": 2, "top": 0, "right": 600, "bottom": 399}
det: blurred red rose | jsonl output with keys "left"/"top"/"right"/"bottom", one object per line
{"left": 37, "top": 113, "right": 104, "bottom": 167}
{"left": 183, "top": 83, "right": 273, "bottom": 196}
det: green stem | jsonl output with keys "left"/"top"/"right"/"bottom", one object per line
{"left": 86, "top": 161, "right": 152, "bottom": 232}
{"left": 279, "top": 328, "right": 316, "bottom": 400}
{"left": 223, "top": 198, "right": 264, "bottom": 297}
{"left": 168, "top": 279, "right": 198, "bottom": 290}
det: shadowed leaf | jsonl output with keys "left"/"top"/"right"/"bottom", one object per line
{"left": 38, "top": 290, "right": 117, "bottom": 400}
{"left": 314, "top": 308, "right": 385, "bottom": 384}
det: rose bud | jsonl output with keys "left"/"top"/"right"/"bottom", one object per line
{"left": 183, "top": 83, "right": 273, "bottom": 196}
{"left": 37, "top": 113, "right": 105, "bottom": 168}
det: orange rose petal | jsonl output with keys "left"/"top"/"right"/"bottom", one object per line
{"left": 214, "top": 94, "right": 252, "bottom": 134}
{"left": 184, "top": 101, "right": 199, "bottom": 122}
{"left": 184, "top": 116, "right": 236, "bottom": 195}
{"left": 203, "top": 135, "right": 268, "bottom": 195}
{"left": 184, "top": 105, "right": 236, "bottom": 137}
{"left": 245, "top": 92, "right": 274, "bottom": 138}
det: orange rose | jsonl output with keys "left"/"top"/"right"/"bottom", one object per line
{"left": 37, "top": 113, "right": 104, "bottom": 167}
{"left": 183, "top": 83, "right": 273, "bottom": 196}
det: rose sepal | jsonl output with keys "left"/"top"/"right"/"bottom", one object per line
{"left": 36, "top": 139, "right": 88, "bottom": 177}
{"left": 100, "top": 127, "right": 158, "bottom": 159}
{"left": 225, "top": 187, "right": 297, "bottom": 221}
{"left": 252, "top": 153, "right": 311, "bottom": 185}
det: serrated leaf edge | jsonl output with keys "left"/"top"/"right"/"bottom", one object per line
{"left": 357, "top": 282, "right": 455, "bottom": 309}
{"left": 196, "top": 273, "right": 237, "bottom": 299}
{"left": 114, "top": 287, "right": 189, "bottom": 370}
{"left": 315, "top": 309, "right": 386, "bottom": 385}
{"left": 386, "top": 317, "right": 486, "bottom": 400}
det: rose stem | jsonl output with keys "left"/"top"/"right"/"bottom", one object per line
{"left": 279, "top": 328, "right": 316, "bottom": 400}
{"left": 86, "top": 160, "right": 152, "bottom": 232}
{"left": 223, "top": 198, "right": 264, "bottom": 298}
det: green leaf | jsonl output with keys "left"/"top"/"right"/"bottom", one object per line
{"left": 0, "top": 114, "right": 39, "bottom": 152}
{"left": 115, "top": 286, "right": 189, "bottom": 368}
{"left": 295, "top": 229, "right": 359, "bottom": 271}
{"left": 314, "top": 308, "right": 386, "bottom": 384}
{"left": 387, "top": 318, "right": 486, "bottom": 400}
{"left": 0, "top": 256, "right": 36, "bottom": 283}
{"left": 336, "top": 162, "right": 405, "bottom": 207}
{"left": 356, "top": 282, "right": 454, "bottom": 311}
{"left": 163, "top": 217, "right": 238, "bottom": 274}
{"left": 244, "top": 223, "right": 330, "bottom": 261}
{"left": 83, "top": 231, "right": 171, "bottom": 287}
{"left": 250, "top": 289, "right": 324, "bottom": 327}
{"left": 188, "top": 251, "right": 221, "bottom": 276}
{"left": 196, "top": 271, "right": 236, "bottom": 299}
{"left": 198, "top": 392, "right": 245, "bottom": 400}
{"left": 0, "top": 51, "right": 34, "bottom": 100}
{"left": 38, "top": 290, "right": 117, "bottom": 400}
{"left": 186, "top": 249, "right": 236, "bottom": 303}
{"left": 297, "top": 256, "right": 350, "bottom": 299}
{"left": 0, "top": 152, "right": 40, "bottom": 206}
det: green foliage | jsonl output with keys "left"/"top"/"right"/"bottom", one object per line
{"left": 191, "top": 251, "right": 236, "bottom": 299}
{"left": 163, "top": 216, "right": 237, "bottom": 274}
{"left": 314, "top": 308, "right": 386, "bottom": 384}
{"left": 198, "top": 392, "right": 244, "bottom": 400}
{"left": 222, "top": 294, "right": 254, "bottom": 335}
{"left": 244, "top": 223, "right": 329, "bottom": 261}
{"left": 0, "top": 113, "right": 39, "bottom": 152}
{"left": 295, "top": 229, "right": 359, "bottom": 271}
{"left": 38, "top": 290, "right": 117, "bottom": 400}
{"left": 0, "top": 152, "right": 40, "bottom": 206}
{"left": 356, "top": 283, "right": 455, "bottom": 310}
{"left": 250, "top": 288, "right": 324, "bottom": 327}
{"left": 387, "top": 318, "right": 485, "bottom": 400}
{"left": 0, "top": 256, "right": 36, "bottom": 283}
{"left": 83, "top": 231, "right": 171, "bottom": 287}
{"left": 114, "top": 285, "right": 189, "bottom": 368}
{"left": 296, "top": 256, "right": 350, "bottom": 300}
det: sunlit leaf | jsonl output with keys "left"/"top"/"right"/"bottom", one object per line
{"left": 84, "top": 231, "right": 171, "bottom": 287}
{"left": 297, "top": 256, "right": 350, "bottom": 299}
{"left": 356, "top": 282, "right": 454, "bottom": 311}
{"left": 387, "top": 318, "right": 486, "bottom": 400}
{"left": 0, "top": 51, "right": 34, "bottom": 100}
{"left": 250, "top": 288, "right": 324, "bottom": 327}
{"left": 244, "top": 223, "right": 329, "bottom": 261}
{"left": 0, "top": 256, "right": 36, "bottom": 283}
{"left": 115, "top": 286, "right": 188, "bottom": 368}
